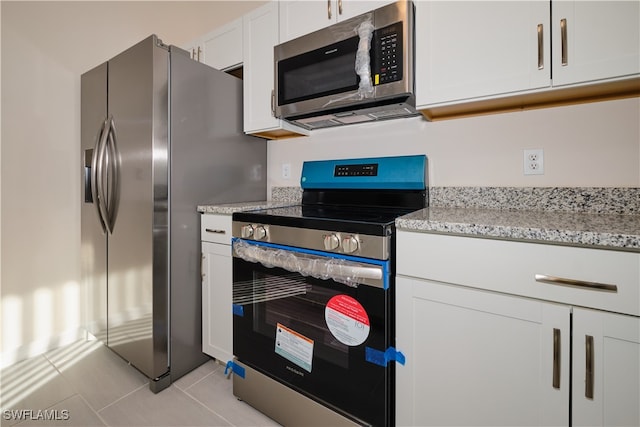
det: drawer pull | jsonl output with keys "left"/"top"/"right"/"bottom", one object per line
{"left": 537, "top": 23, "right": 544, "bottom": 70}
{"left": 206, "top": 228, "right": 226, "bottom": 235}
{"left": 552, "top": 328, "right": 561, "bottom": 389}
{"left": 585, "top": 335, "right": 594, "bottom": 399}
{"left": 560, "top": 18, "right": 568, "bottom": 66}
{"left": 535, "top": 274, "right": 617, "bottom": 292}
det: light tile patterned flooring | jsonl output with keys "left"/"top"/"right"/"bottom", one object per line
{"left": 0, "top": 340, "right": 280, "bottom": 427}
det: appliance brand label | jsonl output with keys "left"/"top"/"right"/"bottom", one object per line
{"left": 325, "top": 294, "right": 370, "bottom": 346}
{"left": 275, "top": 323, "right": 314, "bottom": 372}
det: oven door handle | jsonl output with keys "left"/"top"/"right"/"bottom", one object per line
{"left": 233, "top": 239, "right": 387, "bottom": 289}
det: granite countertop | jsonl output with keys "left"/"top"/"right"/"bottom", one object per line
{"left": 397, "top": 207, "right": 640, "bottom": 252}
{"left": 197, "top": 200, "right": 296, "bottom": 214}
{"left": 197, "top": 187, "right": 303, "bottom": 214}
{"left": 397, "top": 187, "right": 640, "bottom": 252}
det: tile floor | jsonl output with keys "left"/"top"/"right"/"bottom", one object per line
{"left": 0, "top": 340, "right": 280, "bottom": 427}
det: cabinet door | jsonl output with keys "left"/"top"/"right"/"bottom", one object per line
{"left": 337, "top": 0, "right": 395, "bottom": 21}
{"left": 243, "top": 1, "right": 309, "bottom": 139}
{"left": 572, "top": 308, "right": 640, "bottom": 427}
{"left": 415, "top": 1, "right": 550, "bottom": 108}
{"left": 243, "top": 2, "right": 280, "bottom": 133}
{"left": 551, "top": 1, "right": 640, "bottom": 87}
{"left": 201, "top": 241, "right": 233, "bottom": 362}
{"left": 200, "top": 17, "right": 243, "bottom": 71}
{"left": 279, "top": 0, "right": 394, "bottom": 43}
{"left": 396, "top": 277, "right": 570, "bottom": 427}
{"left": 279, "top": 0, "right": 334, "bottom": 43}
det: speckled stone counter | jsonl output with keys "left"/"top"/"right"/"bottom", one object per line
{"left": 398, "top": 187, "right": 640, "bottom": 252}
{"left": 197, "top": 186, "right": 302, "bottom": 214}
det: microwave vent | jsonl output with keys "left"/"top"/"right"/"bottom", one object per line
{"left": 368, "top": 106, "right": 415, "bottom": 119}
{"left": 303, "top": 119, "right": 342, "bottom": 130}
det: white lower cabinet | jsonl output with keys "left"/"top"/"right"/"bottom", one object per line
{"left": 572, "top": 308, "right": 640, "bottom": 427}
{"left": 201, "top": 214, "right": 233, "bottom": 363}
{"left": 396, "top": 231, "right": 640, "bottom": 427}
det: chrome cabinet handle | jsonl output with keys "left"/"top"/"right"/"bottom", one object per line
{"left": 338, "top": 0, "right": 343, "bottom": 15}
{"left": 327, "top": 0, "right": 331, "bottom": 20}
{"left": 552, "top": 328, "right": 561, "bottom": 389}
{"left": 537, "top": 24, "right": 544, "bottom": 70}
{"left": 191, "top": 48, "right": 196, "bottom": 60}
{"left": 560, "top": 18, "right": 568, "bottom": 66}
{"left": 585, "top": 335, "right": 594, "bottom": 399}
{"left": 271, "top": 89, "right": 275, "bottom": 116}
{"left": 205, "top": 229, "right": 226, "bottom": 234}
{"left": 535, "top": 274, "right": 618, "bottom": 292}
{"left": 201, "top": 253, "right": 205, "bottom": 281}
{"left": 197, "top": 46, "right": 202, "bottom": 62}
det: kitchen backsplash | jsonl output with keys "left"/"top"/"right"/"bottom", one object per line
{"left": 273, "top": 186, "right": 640, "bottom": 215}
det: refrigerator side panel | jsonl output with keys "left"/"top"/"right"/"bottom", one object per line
{"left": 107, "top": 35, "right": 169, "bottom": 381}
{"left": 81, "top": 63, "right": 108, "bottom": 341}
{"left": 169, "top": 48, "right": 266, "bottom": 378}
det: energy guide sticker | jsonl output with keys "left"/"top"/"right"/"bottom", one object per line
{"left": 325, "top": 294, "right": 370, "bottom": 346}
{"left": 275, "top": 323, "right": 314, "bottom": 372}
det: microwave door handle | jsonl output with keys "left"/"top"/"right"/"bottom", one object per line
{"left": 91, "top": 118, "right": 109, "bottom": 234}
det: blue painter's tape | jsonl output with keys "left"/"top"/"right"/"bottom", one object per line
{"left": 365, "top": 347, "right": 406, "bottom": 367}
{"left": 224, "top": 360, "right": 246, "bottom": 379}
{"left": 233, "top": 304, "right": 244, "bottom": 317}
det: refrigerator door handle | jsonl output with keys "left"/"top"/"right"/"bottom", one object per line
{"left": 105, "top": 116, "right": 121, "bottom": 233}
{"left": 91, "top": 117, "right": 109, "bottom": 234}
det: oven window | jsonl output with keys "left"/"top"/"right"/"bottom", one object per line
{"left": 278, "top": 36, "right": 361, "bottom": 105}
{"left": 244, "top": 271, "right": 351, "bottom": 369}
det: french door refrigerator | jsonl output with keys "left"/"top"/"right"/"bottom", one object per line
{"left": 80, "top": 35, "right": 266, "bottom": 392}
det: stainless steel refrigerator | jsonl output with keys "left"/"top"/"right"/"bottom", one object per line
{"left": 80, "top": 35, "right": 266, "bottom": 392}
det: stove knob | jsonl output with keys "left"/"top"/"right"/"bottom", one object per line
{"left": 342, "top": 236, "right": 359, "bottom": 254}
{"left": 241, "top": 224, "right": 254, "bottom": 239}
{"left": 254, "top": 226, "right": 267, "bottom": 240}
{"left": 323, "top": 234, "right": 340, "bottom": 251}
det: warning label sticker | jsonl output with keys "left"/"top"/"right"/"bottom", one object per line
{"left": 325, "top": 294, "right": 370, "bottom": 346}
{"left": 275, "top": 323, "right": 314, "bottom": 373}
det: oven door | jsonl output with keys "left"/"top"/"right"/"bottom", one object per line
{"left": 232, "top": 239, "right": 393, "bottom": 426}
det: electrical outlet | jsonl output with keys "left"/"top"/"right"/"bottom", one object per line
{"left": 523, "top": 149, "right": 544, "bottom": 175}
{"left": 282, "top": 163, "right": 291, "bottom": 180}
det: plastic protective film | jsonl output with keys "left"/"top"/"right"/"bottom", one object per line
{"left": 323, "top": 15, "right": 375, "bottom": 108}
{"left": 232, "top": 240, "right": 383, "bottom": 288}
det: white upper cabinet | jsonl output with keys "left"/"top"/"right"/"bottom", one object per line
{"left": 243, "top": 1, "right": 309, "bottom": 139}
{"left": 416, "top": 1, "right": 551, "bottom": 107}
{"left": 416, "top": 1, "right": 640, "bottom": 115}
{"left": 185, "top": 17, "right": 243, "bottom": 71}
{"left": 551, "top": 1, "right": 640, "bottom": 87}
{"left": 279, "top": 0, "right": 395, "bottom": 43}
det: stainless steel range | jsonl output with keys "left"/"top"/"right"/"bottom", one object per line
{"left": 229, "top": 155, "right": 427, "bottom": 426}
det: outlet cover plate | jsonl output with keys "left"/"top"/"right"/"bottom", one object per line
{"left": 524, "top": 149, "right": 544, "bottom": 175}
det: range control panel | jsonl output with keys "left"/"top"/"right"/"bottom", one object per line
{"left": 301, "top": 155, "right": 427, "bottom": 190}
{"left": 334, "top": 164, "right": 378, "bottom": 177}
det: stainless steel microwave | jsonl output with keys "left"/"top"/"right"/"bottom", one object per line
{"left": 274, "top": 1, "right": 416, "bottom": 130}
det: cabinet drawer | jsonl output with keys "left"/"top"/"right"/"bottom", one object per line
{"left": 201, "top": 214, "right": 232, "bottom": 244}
{"left": 397, "top": 231, "right": 640, "bottom": 316}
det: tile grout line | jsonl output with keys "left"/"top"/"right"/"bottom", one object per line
{"left": 76, "top": 393, "right": 109, "bottom": 426}
{"left": 95, "top": 383, "right": 147, "bottom": 414}
{"left": 180, "top": 385, "right": 236, "bottom": 427}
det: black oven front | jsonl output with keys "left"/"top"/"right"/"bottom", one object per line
{"left": 231, "top": 239, "right": 394, "bottom": 426}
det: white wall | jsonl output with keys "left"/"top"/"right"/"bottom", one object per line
{"left": 0, "top": 1, "right": 265, "bottom": 367}
{"left": 268, "top": 98, "right": 640, "bottom": 190}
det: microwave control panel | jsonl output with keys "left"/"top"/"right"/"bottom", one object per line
{"left": 373, "top": 22, "right": 403, "bottom": 86}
